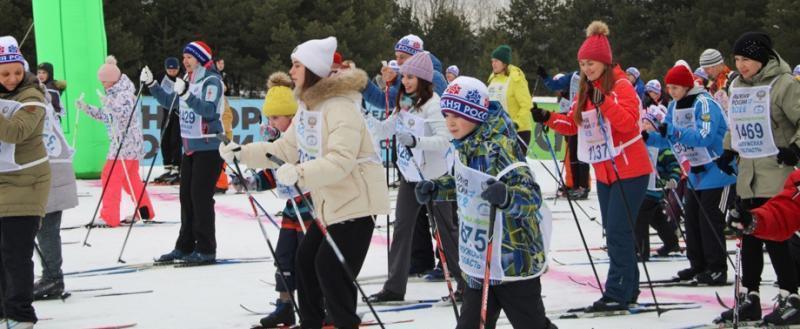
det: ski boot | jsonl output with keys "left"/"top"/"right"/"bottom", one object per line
{"left": 567, "top": 187, "right": 589, "bottom": 200}
{"left": 674, "top": 267, "right": 698, "bottom": 281}
{"left": 162, "top": 171, "right": 180, "bottom": 185}
{"left": 155, "top": 249, "right": 188, "bottom": 263}
{"left": 585, "top": 296, "right": 629, "bottom": 312}
{"left": 763, "top": 291, "right": 800, "bottom": 325}
{"left": 423, "top": 268, "right": 444, "bottom": 282}
{"left": 715, "top": 291, "right": 762, "bottom": 323}
{"left": 695, "top": 270, "right": 727, "bottom": 286}
{"left": 154, "top": 166, "right": 174, "bottom": 184}
{"left": 33, "top": 278, "right": 64, "bottom": 300}
{"left": 182, "top": 251, "right": 216, "bottom": 264}
{"left": 364, "top": 289, "right": 403, "bottom": 303}
{"left": 259, "top": 299, "right": 295, "bottom": 328}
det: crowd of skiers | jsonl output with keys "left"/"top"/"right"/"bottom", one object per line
{"left": 0, "top": 15, "right": 799, "bottom": 329}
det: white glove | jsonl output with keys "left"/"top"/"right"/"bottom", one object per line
{"left": 75, "top": 93, "right": 89, "bottom": 111}
{"left": 276, "top": 163, "right": 300, "bottom": 186}
{"left": 140, "top": 66, "right": 154, "bottom": 86}
{"left": 219, "top": 142, "right": 241, "bottom": 164}
{"left": 665, "top": 178, "right": 678, "bottom": 190}
{"left": 173, "top": 78, "right": 189, "bottom": 100}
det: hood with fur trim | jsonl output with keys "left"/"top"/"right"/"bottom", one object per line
{"left": 297, "top": 68, "right": 368, "bottom": 109}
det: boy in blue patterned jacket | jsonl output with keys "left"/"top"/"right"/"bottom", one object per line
{"left": 414, "top": 76, "right": 555, "bottom": 329}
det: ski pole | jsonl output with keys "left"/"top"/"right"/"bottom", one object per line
{"left": 116, "top": 74, "right": 186, "bottom": 260}
{"left": 539, "top": 126, "right": 604, "bottom": 294}
{"left": 102, "top": 102, "right": 143, "bottom": 222}
{"left": 479, "top": 204, "right": 498, "bottom": 329}
{"left": 265, "top": 153, "right": 386, "bottom": 329}
{"left": 384, "top": 84, "right": 392, "bottom": 270}
{"left": 594, "top": 110, "right": 662, "bottom": 315}
{"left": 663, "top": 137, "right": 736, "bottom": 268}
{"left": 217, "top": 136, "right": 303, "bottom": 323}
{"left": 403, "top": 146, "right": 460, "bottom": 320}
{"left": 83, "top": 82, "right": 146, "bottom": 247}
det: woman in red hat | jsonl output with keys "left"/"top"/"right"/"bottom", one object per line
{"left": 532, "top": 21, "right": 652, "bottom": 311}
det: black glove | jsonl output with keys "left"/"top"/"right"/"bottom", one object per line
{"left": 589, "top": 85, "right": 605, "bottom": 107}
{"left": 414, "top": 180, "right": 437, "bottom": 205}
{"left": 537, "top": 66, "right": 548, "bottom": 79}
{"left": 641, "top": 130, "right": 649, "bottom": 143}
{"left": 531, "top": 102, "right": 551, "bottom": 123}
{"left": 727, "top": 200, "right": 756, "bottom": 235}
{"left": 659, "top": 122, "right": 669, "bottom": 138}
{"left": 776, "top": 144, "right": 800, "bottom": 166}
{"left": 690, "top": 165, "right": 706, "bottom": 174}
{"left": 715, "top": 150, "right": 738, "bottom": 176}
{"left": 481, "top": 178, "right": 510, "bottom": 208}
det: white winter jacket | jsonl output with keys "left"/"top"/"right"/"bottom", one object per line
{"left": 367, "top": 94, "right": 452, "bottom": 179}
{"left": 239, "top": 68, "right": 390, "bottom": 226}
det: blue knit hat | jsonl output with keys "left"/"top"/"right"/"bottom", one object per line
{"left": 183, "top": 41, "right": 212, "bottom": 65}
{"left": 446, "top": 65, "right": 459, "bottom": 76}
{"left": 164, "top": 57, "right": 179, "bottom": 69}
{"left": 440, "top": 76, "right": 490, "bottom": 124}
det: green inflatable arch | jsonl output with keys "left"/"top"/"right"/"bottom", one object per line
{"left": 33, "top": 0, "right": 109, "bottom": 178}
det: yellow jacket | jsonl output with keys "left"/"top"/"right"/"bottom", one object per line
{"left": 487, "top": 64, "right": 533, "bottom": 132}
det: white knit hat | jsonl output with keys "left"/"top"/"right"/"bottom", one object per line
{"left": 0, "top": 36, "right": 25, "bottom": 65}
{"left": 699, "top": 48, "right": 724, "bottom": 68}
{"left": 291, "top": 37, "right": 337, "bottom": 78}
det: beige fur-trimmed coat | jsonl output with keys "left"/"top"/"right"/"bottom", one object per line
{"left": 239, "top": 68, "right": 390, "bottom": 225}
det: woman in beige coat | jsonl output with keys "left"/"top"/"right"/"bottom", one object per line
{"left": 220, "top": 37, "right": 389, "bottom": 329}
{"left": 0, "top": 36, "right": 51, "bottom": 328}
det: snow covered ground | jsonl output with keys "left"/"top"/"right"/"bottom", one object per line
{"left": 34, "top": 161, "right": 777, "bottom": 329}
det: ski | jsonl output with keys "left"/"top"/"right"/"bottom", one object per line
{"left": 638, "top": 279, "right": 731, "bottom": 288}
{"left": 252, "top": 319, "right": 413, "bottom": 329}
{"left": 549, "top": 303, "right": 701, "bottom": 319}
{"left": 64, "top": 256, "right": 271, "bottom": 278}
{"left": 84, "top": 324, "right": 137, "bottom": 329}
{"left": 675, "top": 321, "right": 794, "bottom": 329}
{"left": 92, "top": 290, "right": 153, "bottom": 298}
{"left": 241, "top": 303, "right": 431, "bottom": 316}
{"left": 357, "top": 298, "right": 439, "bottom": 307}
{"left": 552, "top": 257, "right": 688, "bottom": 266}
{"left": 173, "top": 257, "right": 269, "bottom": 268}
{"left": 61, "top": 220, "right": 178, "bottom": 231}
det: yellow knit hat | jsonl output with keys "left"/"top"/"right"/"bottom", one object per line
{"left": 262, "top": 72, "right": 297, "bottom": 117}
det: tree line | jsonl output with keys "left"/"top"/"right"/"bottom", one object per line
{"left": 2, "top": 0, "right": 798, "bottom": 98}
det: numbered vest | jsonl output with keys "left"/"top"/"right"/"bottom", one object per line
{"left": 577, "top": 109, "right": 641, "bottom": 164}
{"left": 671, "top": 106, "right": 713, "bottom": 166}
{"left": 558, "top": 73, "right": 581, "bottom": 113}
{"left": 394, "top": 111, "right": 454, "bottom": 182}
{"left": 179, "top": 76, "right": 224, "bottom": 139}
{"left": 487, "top": 77, "right": 510, "bottom": 112}
{"left": 454, "top": 158, "right": 550, "bottom": 282}
{"left": 728, "top": 77, "right": 779, "bottom": 159}
{"left": 160, "top": 75, "right": 175, "bottom": 93}
{"left": 295, "top": 104, "right": 323, "bottom": 164}
{"left": 646, "top": 146, "right": 659, "bottom": 191}
{"left": 0, "top": 100, "right": 49, "bottom": 172}
{"left": 42, "top": 101, "right": 73, "bottom": 163}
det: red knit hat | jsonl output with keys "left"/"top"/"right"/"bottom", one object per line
{"left": 664, "top": 64, "right": 694, "bottom": 88}
{"left": 577, "top": 21, "right": 612, "bottom": 65}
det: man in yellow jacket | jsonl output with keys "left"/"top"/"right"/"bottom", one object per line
{"left": 487, "top": 44, "right": 534, "bottom": 155}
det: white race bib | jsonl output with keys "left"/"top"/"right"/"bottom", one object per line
{"left": 671, "top": 106, "right": 713, "bottom": 166}
{"left": 296, "top": 104, "right": 322, "bottom": 164}
{"left": 0, "top": 100, "right": 49, "bottom": 172}
{"left": 42, "top": 101, "right": 73, "bottom": 163}
{"left": 179, "top": 76, "right": 224, "bottom": 139}
{"left": 454, "top": 159, "right": 548, "bottom": 282}
{"left": 647, "top": 146, "right": 659, "bottom": 191}
{"left": 577, "top": 109, "right": 616, "bottom": 163}
{"left": 487, "top": 77, "right": 510, "bottom": 112}
{"left": 394, "top": 111, "right": 454, "bottom": 182}
{"left": 728, "top": 78, "right": 779, "bottom": 159}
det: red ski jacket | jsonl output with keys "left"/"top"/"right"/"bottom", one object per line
{"left": 751, "top": 169, "right": 800, "bottom": 241}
